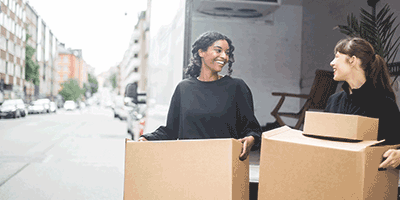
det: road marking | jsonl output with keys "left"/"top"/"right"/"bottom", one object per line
{"left": 42, "top": 154, "right": 53, "bottom": 163}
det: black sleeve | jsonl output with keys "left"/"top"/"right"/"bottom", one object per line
{"left": 236, "top": 80, "right": 262, "bottom": 149}
{"left": 376, "top": 95, "right": 400, "bottom": 145}
{"left": 141, "top": 85, "right": 181, "bottom": 140}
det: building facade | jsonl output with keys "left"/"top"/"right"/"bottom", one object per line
{"left": 24, "top": 2, "right": 37, "bottom": 102}
{"left": 0, "top": 0, "right": 27, "bottom": 102}
{"left": 119, "top": 10, "right": 149, "bottom": 96}
{"left": 56, "top": 43, "right": 88, "bottom": 92}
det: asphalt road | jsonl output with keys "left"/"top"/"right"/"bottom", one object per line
{"left": 0, "top": 106, "right": 131, "bottom": 200}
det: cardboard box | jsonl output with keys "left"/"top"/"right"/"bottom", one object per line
{"left": 258, "top": 126, "right": 400, "bottom": 200}
{"left": 303, "top": 111, "right": 379, "bottom": 140}
{"left": 124, "top": 138, "right": 249, "bottom": 200}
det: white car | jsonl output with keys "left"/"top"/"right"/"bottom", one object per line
{"left": 28, "top": 101, "right": 46, "bottom": 114}
{"left": 49, "top": 102, "right": 57, "bottom": 113}
{"left": 36, "top": 98, "right": 51, "bottom": 113}
{"left": 64, "top": 101, "right": 77, "bottom": 111}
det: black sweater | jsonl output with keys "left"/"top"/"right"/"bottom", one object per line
{"left": 324, "top": 81, "right": 400, "bottom": 144}
{"left": 142, "top": 76, "right": 262, "bottom": 147}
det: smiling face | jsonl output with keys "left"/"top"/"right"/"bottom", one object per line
{"left": 330, "top": 52, "right": 353, "bottom": 82}
{"left": 199, "top": 40, "right": 230, "bottom": 74}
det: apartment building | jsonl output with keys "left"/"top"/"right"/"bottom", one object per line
{"left": 56, "top": 43, "right": 88, "bottom": 91}
{"left": 24, "top": 2, "right": 37, "bottom": 101}
{"left": 119, "top": 10, "right": 149, "bottom": 96}
{"left": 0, "top": 0, "right": 27, "bottom": 102}
{"left": 36, "top": 17, "right": 59, "bottom": 100}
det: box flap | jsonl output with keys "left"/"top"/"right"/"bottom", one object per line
{"left": 267, "top": 127, "right": 383, "bottom": 151}
{"left": 262, "top": 125, "right": 291, "bottom": 138}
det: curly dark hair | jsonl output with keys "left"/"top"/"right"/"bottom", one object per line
{"left": 185, "top": 31, "right": 235, "bottom": 78}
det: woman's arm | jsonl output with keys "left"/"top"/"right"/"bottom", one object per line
{"left": 140, "top": 85, "right": 181, "bottom": 140}
{"left": 235, "top": 79, "right": 262, "bottom": 160}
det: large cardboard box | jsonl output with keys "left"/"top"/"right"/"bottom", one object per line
{"left": 124, "top": 138, "right": 249, "bottom": 200}
{"left": 303, "top": 111, "right": 379, "bottom": 140}
{"left": 258, "top": 126, "right": 400, "bottom": 200}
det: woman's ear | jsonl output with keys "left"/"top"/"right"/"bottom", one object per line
{"left": 349, "top": 55, "right": 357, "bottom": 66}
{"left": 198, "top": 49, "right": 204, "bottom": 58}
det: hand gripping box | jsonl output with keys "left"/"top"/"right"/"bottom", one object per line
{"left": 258, "top": 126, "right": 400, "bottom": 200}
{"left": 124, "top": 138, "right": 249, "bottom": 200}
{"left": 303, "top": 111, "right": 379, "bottom": 141}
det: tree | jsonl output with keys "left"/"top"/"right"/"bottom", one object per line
{"left": 25, "top": 34, "right": 40, "bottom": 85}
{"left": 87, "top": 73, "right": 99, "bottom": 94}
{"left": 59, "top": 79, "right": 84, "bottom": 102}
{"left": 109, "top": 72, "right": 118, "bottom": 90}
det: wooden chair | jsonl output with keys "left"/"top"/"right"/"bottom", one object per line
{"left": 270, "top": 70, "right": 338, "bottom": 130}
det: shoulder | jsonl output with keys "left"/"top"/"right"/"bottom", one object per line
{"left": 226, "top": 76, "right": 250, "bottom": 90}
{"left": 327, "top": 91, "right": 347, "bottom": 104}
{"left": 175, "top": 77, "right": 197, "bottom": 89}
{"left": 329, "top": 90, "right": 346, "bottom": 100}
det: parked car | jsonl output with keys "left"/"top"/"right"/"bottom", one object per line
{"left": 36, "top": 98, "right": 51, "bottom": 113}
{"left": 0, "top": 99, "right": 24, "bottom": 118}
{"left": 49, "top": 102, "right": 57, "bottom": 113}
{"left": 113, "top": 96, "right": 131, "bottom": 120}
{"left": 64, "top": 100, "right": 77, "bottom": 111}
{"left": 127, "top": 103, "right": 147, "bottom": 140}
{"left": 14, "top": 99, "right": 27, "bottom": 117}
{"left": 28, "top": 101, "right": 47, "bottom": 114}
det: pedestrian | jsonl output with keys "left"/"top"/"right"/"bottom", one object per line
{"left": 324, "top": 37, "right": 400, "bottom": 169}
{"left": 138, "top": 31, "right": 262, "bottom": 161}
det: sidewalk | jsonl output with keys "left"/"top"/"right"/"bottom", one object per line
{"left": 0, "top": 136, "right": 127, "bottom": 200}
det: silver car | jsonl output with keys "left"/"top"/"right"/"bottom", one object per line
{"left": 0, "top": 99, "right": 25, "bottom": 118}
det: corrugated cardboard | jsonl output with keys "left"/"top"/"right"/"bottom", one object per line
{"left": 258, "top": 126, "right": 400, "bottom": 200}
{"left": 303, "top": 111, "right": 379, "bottom": 140}
{"left": 124, "top": 138, "right": 249, "bottom": 200}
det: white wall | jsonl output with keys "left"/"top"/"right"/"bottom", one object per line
{"left": 191, "top": 2, "right": 303, "bottom": 126}
{"left": 145, "top": 0, "right": 186, "bottom": 133}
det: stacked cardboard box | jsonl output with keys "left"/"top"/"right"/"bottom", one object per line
{"left": 124, "top": 138, "right": 249, "bottom": 200}
{"left": 258, "top": 111, "right": 400, "bottom": 200}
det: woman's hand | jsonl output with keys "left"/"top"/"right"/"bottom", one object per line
{"left": 238, "top": 136, "right": 255, "bottom": 161}
{"left": 138, "top": 137, "right": 148, "bottom": 142}
{"left": 379, "top": 149, "right": 400, "bottom": 170}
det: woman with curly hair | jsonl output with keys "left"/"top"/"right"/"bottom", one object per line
{"left": 324, "top": 37, "right": 400, "bottom": 169}
{"left": 139, "top": 31, "right": 261, "bottom": 160}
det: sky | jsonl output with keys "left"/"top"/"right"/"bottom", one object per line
{"left": 27, "top": 0, "right": 148, "bottom": 75}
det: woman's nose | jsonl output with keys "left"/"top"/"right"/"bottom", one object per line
{"left": 330, "top": 59, "right": 335, "bottom": 67}
{"left": 221, "top": 52, "right": 228, "bottom": 60}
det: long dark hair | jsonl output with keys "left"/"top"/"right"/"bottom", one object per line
{"left": 185, "top": 31, "right": 235, "bottom": 78}
{"left": 334, "top": 37, "right": 394, "bottom": 95}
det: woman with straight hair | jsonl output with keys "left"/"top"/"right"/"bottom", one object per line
{"left": 138, "top": 31, "right": 262, "bottom": 161}
{"left": 325, "top": 37, "right": 400, "bottom": 169}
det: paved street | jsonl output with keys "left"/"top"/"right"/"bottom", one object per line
{"left": 0, "top": 106, "right": 130, "bottom": 200}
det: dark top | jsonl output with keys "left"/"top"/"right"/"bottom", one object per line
{"left": 324, "top": 81, "right": 400, "bottom": 144}
{"left": 141, "top": 76, "right": 262, "bottom": 147}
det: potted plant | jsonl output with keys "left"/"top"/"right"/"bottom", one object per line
{"left": 334, "top": 1, "right": 400, "bottom": 79}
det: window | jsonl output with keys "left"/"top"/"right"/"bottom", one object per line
{"left": 0, "top": 37, "right": 5, "bottom": 51}
{"left": 63, "top": 74, "right": 67, "bottom": 80}
{"left": 0, "top": 12, "right": 3, "bottom": 26}
{"left": 64, "top": 66, "right": 68, "bottom": 72}
{"left": 134, "top": 40, "right": 139, "bottom": 43}
{"left": 0, "top": 59, "right": 5, "bottom": 73}
{"left": 134, "top": 53, "right": 138, "bottom": 58}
